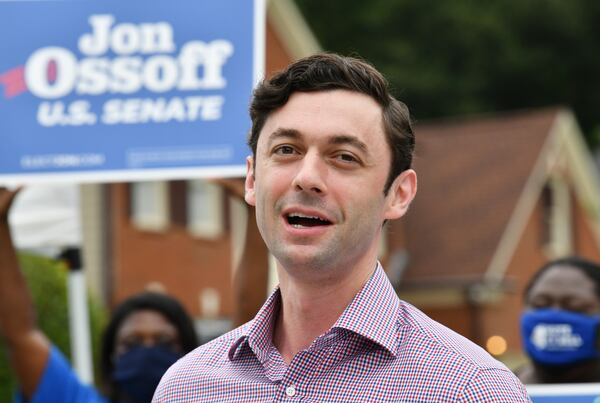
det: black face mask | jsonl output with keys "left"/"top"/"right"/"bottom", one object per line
{"left": 112, "top": 345, "right": 182, "bottom": 403}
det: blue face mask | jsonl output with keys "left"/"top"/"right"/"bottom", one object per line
{"left": 521, "top": 309, "right": 600, "bottom": 366}
{"left": 112, "top": 345, "right": 182, "bottom": 403}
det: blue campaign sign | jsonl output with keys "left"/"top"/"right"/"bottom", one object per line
{"left": 527, "top": 383, "right": 600, "bottom": 403}
{"left": 0, "top": 0, "right": 265, "bottom": 184}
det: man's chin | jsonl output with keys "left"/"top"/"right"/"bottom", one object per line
{"left": 276, "top": 249, "right": 334, "bottom": 273}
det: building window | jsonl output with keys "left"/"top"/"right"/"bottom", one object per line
{"left": 199, "top": 287, "right": 221, "bottom": 318}
{"left": 130, "top": 181, "right": 169, "bottom": 231}
{"left": 187, "top": 180, "right": 224, "bottom": 239}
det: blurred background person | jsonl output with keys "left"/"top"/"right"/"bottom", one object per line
{"left": 518, "top": 256, "right": 600, "bottom": 383}
{"left": 0, "top": 188, "right": 199, "bottom": 403}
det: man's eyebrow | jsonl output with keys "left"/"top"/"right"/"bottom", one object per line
{"left": 329, "top": 135, "right": 369, "bottom": 153}
{"left": 266, "top": 129, "right": 369, "bottom": 154}
{"left": 266, "top": 128, "right": 301, "bottom": 143}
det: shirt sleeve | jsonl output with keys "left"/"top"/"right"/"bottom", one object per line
{"left": 13, "top": 345, "right": 107, "bottom": 403}
{"left": 458, "top": 367, "right": 532, "bottom": 403}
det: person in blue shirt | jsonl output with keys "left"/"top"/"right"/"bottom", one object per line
{"left": 0, "top": 188, "right": 199, "bottom": 402}
{"left": 518, "top": 256, "right": 600, "bottom": 383}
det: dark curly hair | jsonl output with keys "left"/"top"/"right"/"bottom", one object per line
{"left": 99, "top": 291, "right": 198, "bottom": 399}
{"left": 248, "top": 52, "right": 414, "bottom": 194}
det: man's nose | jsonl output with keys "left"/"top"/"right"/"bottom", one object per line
{"left": 291, "top": 152, "right": 327, "bottom": 195}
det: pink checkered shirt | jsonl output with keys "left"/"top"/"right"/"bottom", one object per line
{"left": 154, "top": 264, "right": 530, "bottom": 402}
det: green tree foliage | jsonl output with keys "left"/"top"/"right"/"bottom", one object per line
{"left": 0, "top": 253, "right": 107, "bottom": 402}
{"left": 296, "top": 0, "right": 600, "bottom": 147}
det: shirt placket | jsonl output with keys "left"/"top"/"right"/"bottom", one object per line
{"left": 274, "top": 351, "right": 310, "bottom": 402}
{"left": 272, "top": 331, "right": 342, "bottom": 402}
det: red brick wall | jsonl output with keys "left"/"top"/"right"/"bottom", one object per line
{"left": 478, "top": 200, "right": 546, "bottom": 354}
{"left": 110, "top": 184, "right": 234, "bottom": 317}
{"left": 422, "top": 305, "right": 474, "bottom": 340}
{"left": 109, "top": 20, "right": 297, "bottom": 317}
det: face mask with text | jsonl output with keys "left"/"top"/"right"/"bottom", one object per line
{"left": 521, "top": 309, "right": 600, "bottom": 366}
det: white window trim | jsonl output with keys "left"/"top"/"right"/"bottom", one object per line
{"left": 131, "top": 181, "right": 169, "bottom": 232}
{"left": 544, "top": 177, "right": 573, "bottom": 258}
{"left": 187, "top": 180, "right": 225, "bottom": 239}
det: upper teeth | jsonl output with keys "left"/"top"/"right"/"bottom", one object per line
{"left": 289, "top": 213, "right": 324, "bottom": 220}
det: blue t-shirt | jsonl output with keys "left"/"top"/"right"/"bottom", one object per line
{"left": 14, "top": 345, "right": 107, "bottom": 403}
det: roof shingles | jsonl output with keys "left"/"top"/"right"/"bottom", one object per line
{"left": 394, "top": 108, "right": 561, "bottom": 285}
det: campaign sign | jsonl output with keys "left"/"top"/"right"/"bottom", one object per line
{"left": 527, "top": 383, "right": 600, "bottom": 402}
{"left": 0, "top": 0, "right": 265, "bottom": 184}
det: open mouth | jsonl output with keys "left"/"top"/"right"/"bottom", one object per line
{"left": 286, "top": 213, "right": 332, "bottom": 228}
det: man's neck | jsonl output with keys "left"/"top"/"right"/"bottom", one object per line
{"left": 273, "top": 260, "right": 377, "bottom": 364}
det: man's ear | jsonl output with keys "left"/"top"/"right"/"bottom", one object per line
{"left": 244, "top": 156, "right": 256, "bottom": 206}
{"left": 384, "top": 169, "right": 417, "bottom": 220}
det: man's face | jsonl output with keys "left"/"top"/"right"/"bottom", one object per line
{"left": 115, "top": 309, "right": 182, "bottom": 356}
{"left": 245, "top": 90, "right": 415, "bottom": 279}
{"left": 526, "top": 266, "right": 600, "bottom": 315}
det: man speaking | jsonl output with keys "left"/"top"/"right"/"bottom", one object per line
{"left": 154, "top": 53, "right": 530, "bottom": 402}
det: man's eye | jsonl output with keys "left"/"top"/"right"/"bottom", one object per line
{"left": 565, "top": 303, "right": 591, "bottom": 314}
{"left": 274, "top": 145, "right": 296, "bottom": 155}
{"left": 157, "top": 334, "right": 177, "bottom": 345}
{"left": 336, "top": 153, "right": 358, "bottom": 163}
{"left": 119, "top": 339, "right": 141, "bottom": 352}
{"left": 123, "top": 337, "right": 141, "bottom": 347}
{"left": 528, "top": 299, "right": 549, "bottom": 309}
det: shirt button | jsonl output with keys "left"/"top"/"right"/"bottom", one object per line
{"left": 285, "top": 385, "right": 296, "bottom": 397}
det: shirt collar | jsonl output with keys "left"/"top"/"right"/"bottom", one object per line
{"left": 228, "top": 262, "right": 400, "bottom": 361}
{"left": 332, "top": 262, "right": 400, "bottom": 356}
{"left": 228, "top": 287, "right": 281, "bottom": 363}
